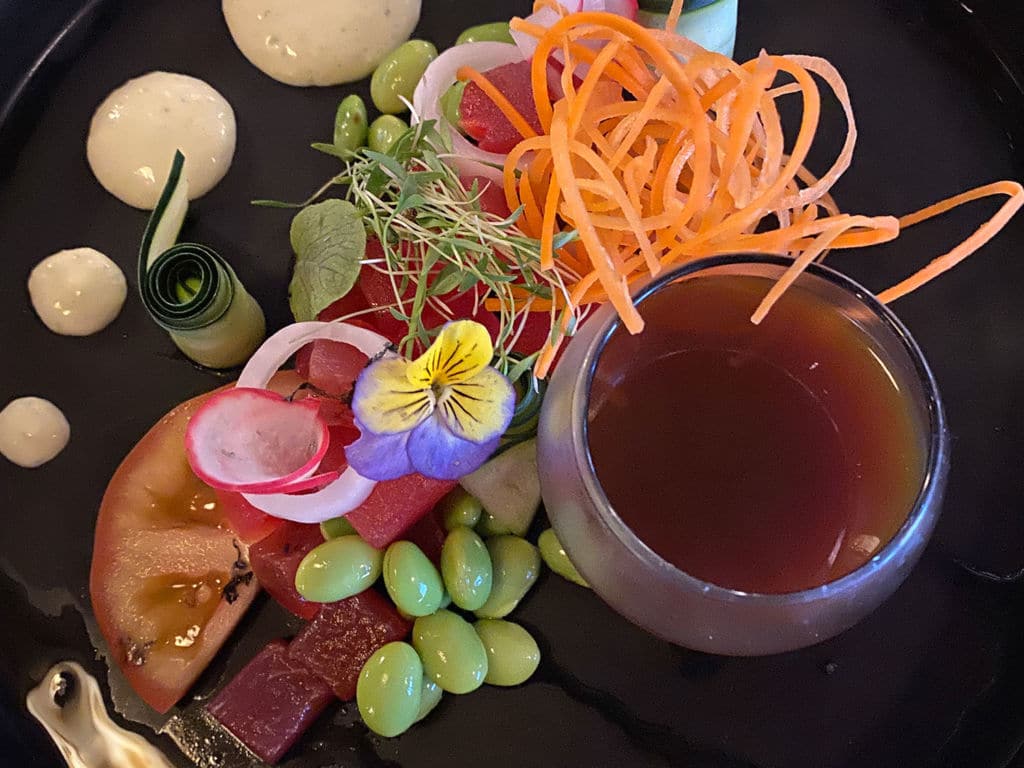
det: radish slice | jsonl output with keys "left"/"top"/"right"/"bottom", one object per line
{"left": 185, "top": 388, "right": 330, "bottom": 494}
{"left": 270, "top": 470, "right": 342, "bottom": 495}
{"left": 412, "top": 41, "right": 527, "bottom": 169}
{"left": 235, "top": 321, "right": 392, "bottom": 524}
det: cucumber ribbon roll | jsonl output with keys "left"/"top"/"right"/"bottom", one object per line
{"left": 139, "top": 150, "right": 266, "bottom": 368}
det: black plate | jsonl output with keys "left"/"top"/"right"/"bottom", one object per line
{"left": 2, "top": 1, "right": 1024, "bottom": 766}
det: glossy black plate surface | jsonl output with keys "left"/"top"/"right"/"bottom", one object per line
{"left": 2, "top": 1, "right": 1024, "bottom": 766}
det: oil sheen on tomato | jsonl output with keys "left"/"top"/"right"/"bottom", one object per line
{"left": 586, "top": 274, "right": 927, "bottom": 594}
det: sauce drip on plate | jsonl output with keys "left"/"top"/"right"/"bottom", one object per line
{"left": 86, "top": 72, "right": 236, "bottom": 209}
{"left": 0, "top": 397, "right": 70, "bottom": 468}
{"left": 28, "top": 248, "right": 127, "bottom": 336}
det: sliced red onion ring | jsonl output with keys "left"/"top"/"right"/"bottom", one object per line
{"left": 603, "top": 0, "right": 638, "bottom": 20}
{"left": 235, "top": 321, "right": 393, "bottom": 524}
{"left": 412, "top": 41, "right": 526, "bottom": 170}
{"left": 185, "top": 388, "right": 330, "bottom": 494}
{"left": 511, "top": 1, "right": 638, "bottom": 63}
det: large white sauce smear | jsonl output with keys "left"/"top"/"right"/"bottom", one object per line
{"left": 28, "top": 248, "right": 127, "bottom": 336}
{"left": 0, "top": 397, "right": 70, "bottom": 468}
{"left": 222, "top": 0, "right": 422, "bottom": 86}
{"left": 86, "top": 72, "right": 236, "bottom": 210}
{"left": 27, "top": 662, "right": 174, "bottom": 768}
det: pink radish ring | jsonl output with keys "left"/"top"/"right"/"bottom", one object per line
{"left": 185, "top": 388, "right": 333, "bottom": 494}
{"left": 233, "top": 321, "right": 393, "bottom": 524}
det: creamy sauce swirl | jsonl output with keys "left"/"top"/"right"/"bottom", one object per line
{"left": 222, "top": 0, "right": 422, "bottom": 86}
{"left": 28, "top": 248, "right": 127, "bottom": 336}
{"left": 0, "top": 397, "right": 70, "bottom": 468}
{"left": 27, "top": 662, "right": 174, "bottom": 768}
{"left": 86, "top": 72, "right": 236, "bottom": 210}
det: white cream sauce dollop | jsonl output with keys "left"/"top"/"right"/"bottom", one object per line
{"left": 86, "top": 72, "right": 236, "bottom": 210}
{"left": 222, "top": 0, "right": 422, "bottom": 86}
{"left": 28, "top": 248, "right": 127, "bottom": 336}
{"left": 0, "top": 397, "right": 70, "bottom": 468}
{"left": 27, "top": 662, "right": 174, "bottom": 768}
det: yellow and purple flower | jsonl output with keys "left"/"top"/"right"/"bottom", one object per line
{"left": 346, "top": 320, "right": 516, "bottom": 481}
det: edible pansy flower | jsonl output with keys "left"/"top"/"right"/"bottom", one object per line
{"left": 346, "top": 320, "right": 515, "bottom": 481}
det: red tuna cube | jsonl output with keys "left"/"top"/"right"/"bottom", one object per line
{"left": 216, "top": 489, "right": 284, "bottom": 545}
{"left": 287, "top": 590, "right": 411, "bottom": 700}
{"left": 207, "top": 640, "right": 333, "bottom": 765}
{"left": 249, "top": 522, "right": 324, "bottom": 620}
{"left": 294, "top": 339, "right": 368, "bottom": 398}
{"left": 460, "top": 60, "right": 545, "bottom": 153}
{"left": 402, "top": 510, "right": 447, "bottom": 566}
{"left": 345, "top": 474, "right": 457, "bottom": 549}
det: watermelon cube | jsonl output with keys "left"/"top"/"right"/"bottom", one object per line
{"left": 345, "top": 474, "right": 458, "bottom": 549}
{"left": 216, "top": 489, "right": 284, "bottom": 545}
{"left": 287, "top": 590, "right": 412, "bottom": 700}
{"left": 249, "top": 522, "right": 324, "bottom": 620}
{"left": 207, "top": 640, "right": 333, "bottom": 765}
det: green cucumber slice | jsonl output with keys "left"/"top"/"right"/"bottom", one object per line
{"left": 637, "top": 0, "right": 738, "bottom": 58}
{"left": 460, "top": 439, "right": 541, "bottom": 538}
{"left": 141, "top": 150, "right": 189, "bottom": 270}
{"left": 638, "top": 0, "right": 724, "bottom": 13}
{"left": 137, "top": 150, "right": 266, "bottom": 367}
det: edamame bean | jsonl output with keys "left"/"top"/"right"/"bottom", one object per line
{"left": 538, "top": 528, "right": 589, "bottom": 588}
{"left": 441, "top": 526, "right": 492, "bottom": 611}
{"left": 332, "top": 94, "right": 368, "bottom": 154}
{"left": 414, "top": 677, "right": 443, "bottom": 723}
{"left": 438, "top": 487, "right": 483, "bottom": 532}
{"left": 474, "top": 535, "right": 541, "bottom": 618}
{"left": 367, "top": 115, "right": 409, "bottom": 154}
{"left": 320, "top": 515, "right": 357, "bottom": 540}
{"left": 474, "top": 619, "right": 541, "bottom": 687}
{"left": 413, "top": 610, "right": 488, "bottom": 694}
{"left": 295, "top": 535, "right": 382, "bottom": 602}
{"left": 455, "top": 21, "right": 514, "bottom": 45}
{"left": 371, "top": 40, "right": 438, "bottom": 114}
{"left": 439, "top": 81, "right": 467, "bottom": 128}
{"left": 475, "top": 509, "right": 515, "bottom": 538}
{"left": 356, "top": 642, "right": 423, "bottom": 737}
{"left": 383, "top": 541, "right": 444, "bottom": 617}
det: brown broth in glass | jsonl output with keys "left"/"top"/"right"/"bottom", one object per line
{"left": 586, "top": 274, "right": 928, "bottom": 594}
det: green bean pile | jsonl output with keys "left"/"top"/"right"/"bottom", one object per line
{"left": 295, "top": 487, "right": 587, "bottom": 738}
{"left": 319, "top": 20, "right": 515, "bottom": 160}
{"left": 287, "top": 21, "right": 595, "bottom": 738}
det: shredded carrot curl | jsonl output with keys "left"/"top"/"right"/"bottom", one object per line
{"left": 490, "top": 0, "right": 1024, "bottom": 378}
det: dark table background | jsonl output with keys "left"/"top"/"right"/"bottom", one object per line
{"left": 2, "top": 1, "right": 1024, "bottom": 767}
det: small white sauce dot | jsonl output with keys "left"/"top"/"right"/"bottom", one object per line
{"left": 0, "top": 397, "right": 70, "bottom": 468}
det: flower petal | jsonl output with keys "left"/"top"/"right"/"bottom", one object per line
{"left": 352, "top": 356, "right": 435, "bottom": 435}
{"left": 436, "top": 366, "right": 516, "bottom": 444}
{"left": 345, "top": 424, "right": 415, "bottom": 481}
{"left": 407, "top": 320, "right": 494, "bottom": 388}
{"left": 407, "top": 415, "right": 501, "bottom": 480}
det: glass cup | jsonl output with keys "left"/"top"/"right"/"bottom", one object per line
{"left": 537, "top": 255, "right": 949, "bottom": 656}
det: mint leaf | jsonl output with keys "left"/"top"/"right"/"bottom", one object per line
{"left": 288, "top": 199, "right": 366, "bottom": 322}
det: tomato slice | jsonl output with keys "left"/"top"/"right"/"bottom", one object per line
{"left": 89, "top": 373, "right": 301, "bottom": 713}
